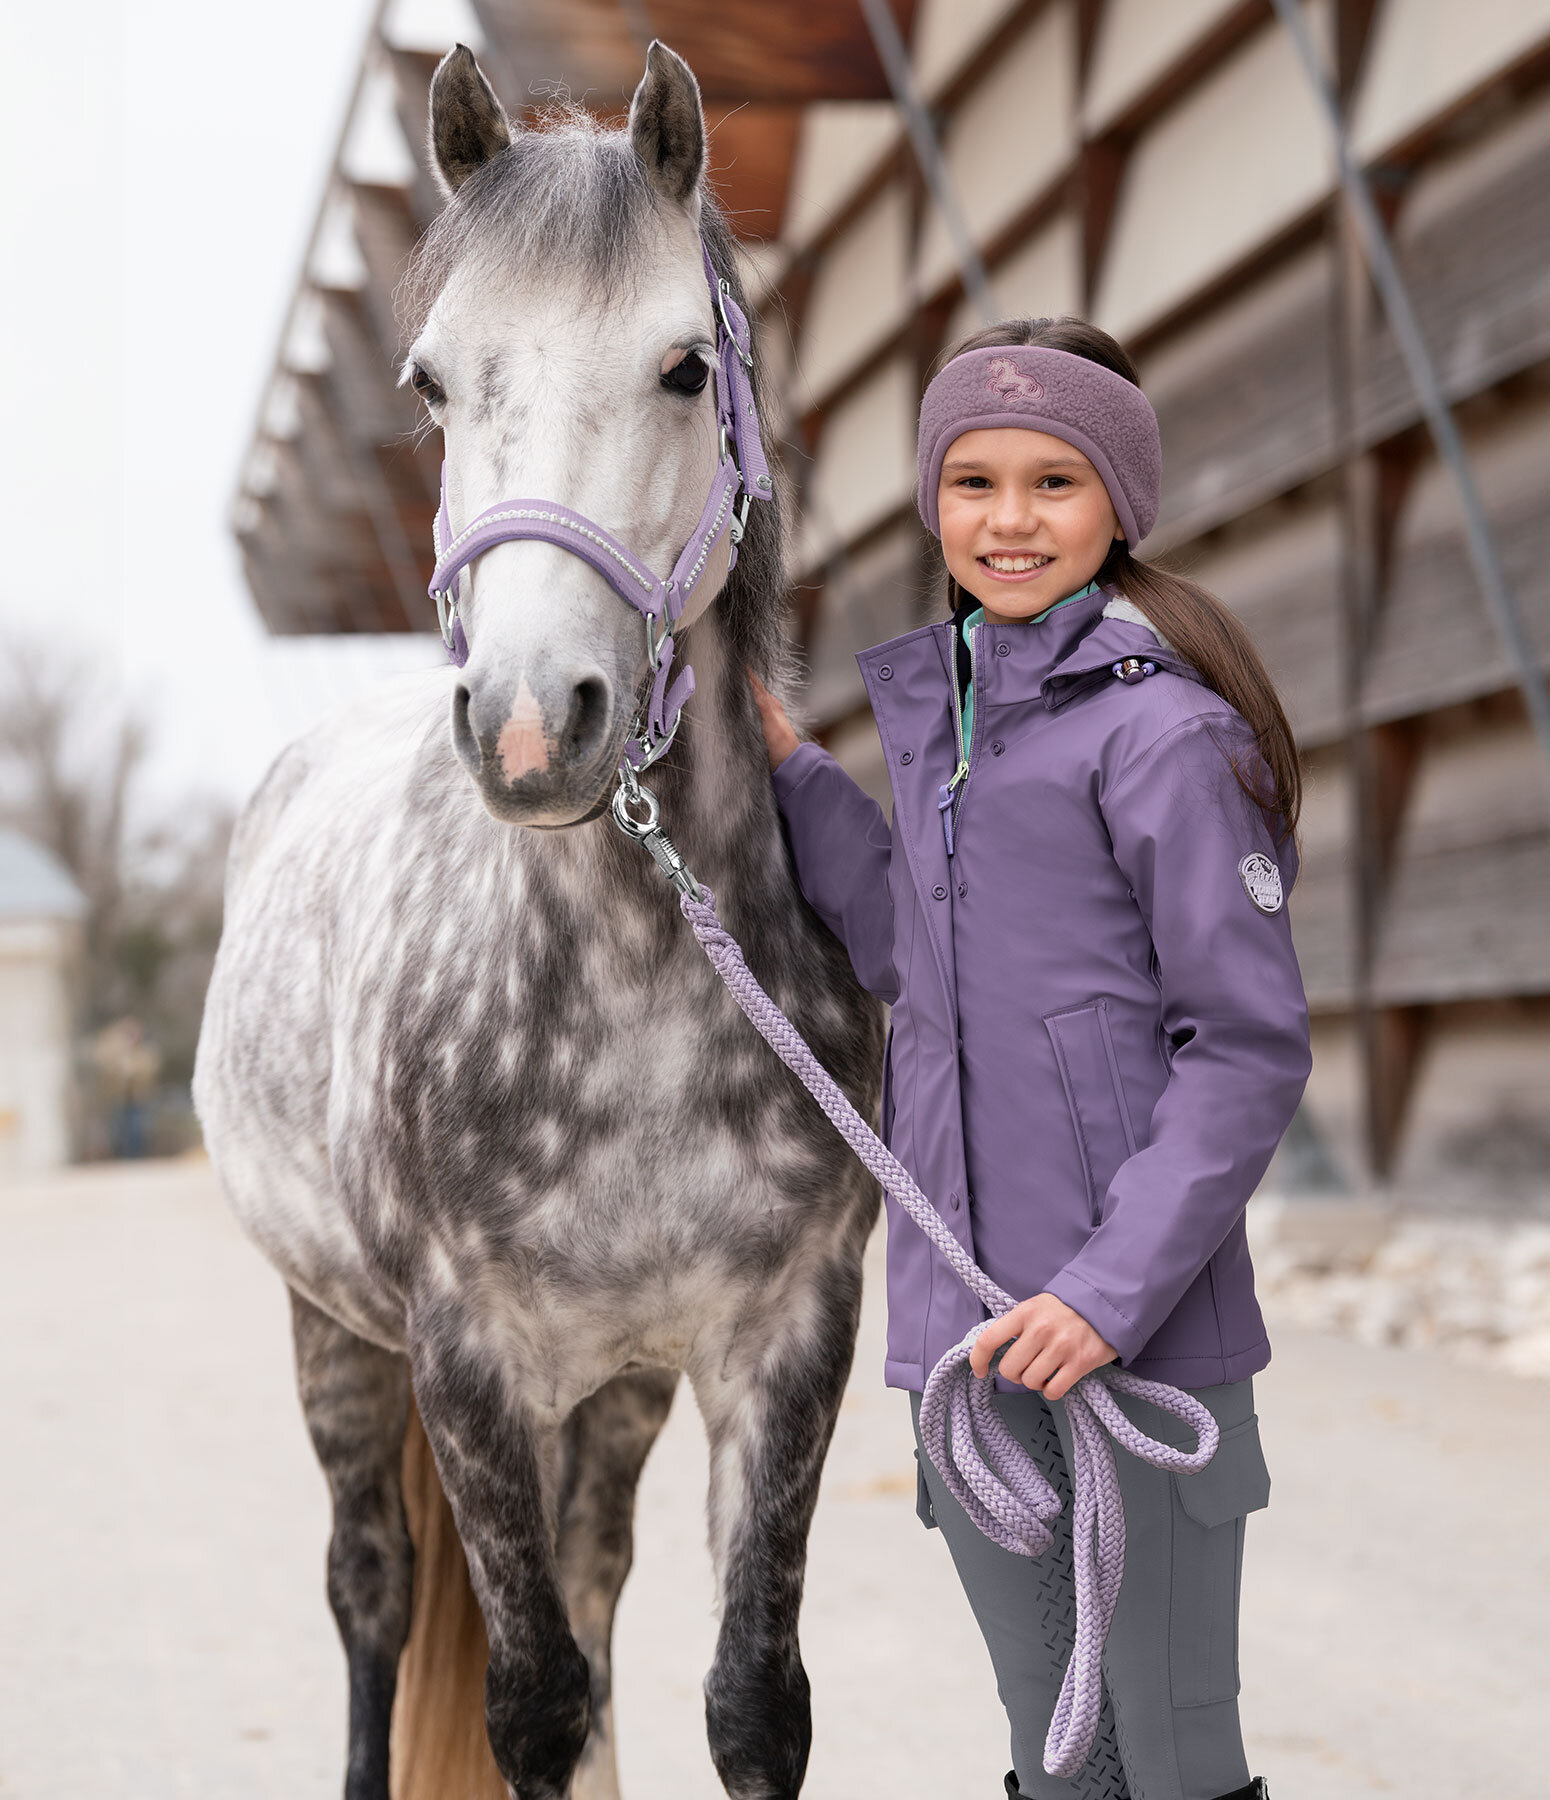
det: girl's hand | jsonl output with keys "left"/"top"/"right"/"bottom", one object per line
{"left": 969, "top": 1293, "right": 1118, "bottom": 1402}
{"left": 747, "top": 668, "right": 801, "bottom": 771}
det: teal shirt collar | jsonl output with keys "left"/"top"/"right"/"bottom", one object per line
{"left": 957, "top": 576, "right": 1101, "bottom": 640}
{"left": 958, "top": 578, "right": 1103, "bottom": 747}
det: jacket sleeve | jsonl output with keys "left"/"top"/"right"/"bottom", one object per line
{"left": 1041, "top": 715, "right": 1311, "bottom": 1363}
{"left": 771, "top": 741, "right": 899, "bottom": 1002}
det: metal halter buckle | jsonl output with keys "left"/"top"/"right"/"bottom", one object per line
{"left": 728, "top": 490, "right": 752, "bottom": 547}
{"left": 617, "top": 694, "right": 683, "bottom": 778}
{"left": 645, "top": 608, "right": 673, "bottom": 672}
{"left": 717, "top": 278, "right": 754, "bottom": 368}
{"left": 434, "top": 587, "right": 459, "bottom": 654}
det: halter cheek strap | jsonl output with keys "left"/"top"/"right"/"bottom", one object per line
{"left": 427, "top": 244, "right": 772, "bottom": 773}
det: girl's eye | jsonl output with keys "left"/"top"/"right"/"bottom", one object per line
{"left": 1041, "top": 475, "right": 1071, "bottom": 490}
{"left": 959, "top": 476, "right": 991, "bottom": 489}
{"left": 409, "top": 364, "right": 444, "bottom": 407}
{"left": 661, "top": 349, "right": 711, "bottom": 396}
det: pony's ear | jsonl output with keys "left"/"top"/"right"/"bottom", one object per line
{"left": 628, "top": 41, "right": 705, "bottom": 214}
{"left": 428, "top": 44, "right": 515, "bottom": 199}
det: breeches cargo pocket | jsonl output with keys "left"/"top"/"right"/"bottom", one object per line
{"left": 1167, "top": 1414, "right": 1271, "bottom": 1707}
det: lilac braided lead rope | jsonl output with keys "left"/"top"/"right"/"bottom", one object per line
{"left": 680, "top": 886, "right": 1219, "bottom": 1778}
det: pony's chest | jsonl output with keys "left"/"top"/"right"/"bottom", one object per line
{"left": 342, "top": 924, "right": 804, "bottom": 1242}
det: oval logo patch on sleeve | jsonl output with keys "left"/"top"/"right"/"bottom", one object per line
{"left": 1238, "top": 852, "right": 1284, "bottom": 914}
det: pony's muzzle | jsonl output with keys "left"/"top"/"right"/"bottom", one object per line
{"left": 453, "top": 665, "right": 616, "bottom": 820}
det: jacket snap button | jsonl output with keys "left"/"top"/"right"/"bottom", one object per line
{"left": 995, "top": 641, "right": 1010, "bottom": 657}
{"left": 949, "top": 1191, "right": 961, "bottom": 1210}
{"left": 990, "top": 739, "right": 1005, "bottom": 756}
{"left": 932, "top": 884, "right": 947, "bottom": 900}
{"left": 878, "top": 663, "right": 893, "bottom": 680}
{"left": 900, "top": 750, "right": 913, "bottom": 764}
{"left": 957, "top": 883, "right": 967, "bottom": 898}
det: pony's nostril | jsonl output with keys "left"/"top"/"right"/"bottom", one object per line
{"left": 563, "top": 675, "right": 610, "bottom": 764}
{"left": 450, "top": 684, "right": 481, "bottom": 775}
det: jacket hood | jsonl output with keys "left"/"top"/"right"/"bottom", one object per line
{"left": 1041, "top": 602, "right": 1202, "bottom": 710}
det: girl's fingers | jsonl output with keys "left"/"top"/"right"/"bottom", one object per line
{"left": 970, "top": 1312, "right": 1026, "bottom": 1377}
{"left": 1042, "top": 1362, "right": 1079, "bottom": 1402}
{"left": 997, "top": 1332, "right": 1041, "bottom": 1384}
{"left": 1043, "top": 1343, "right": 1117, "bottom": 1402}
{"left": 1017, "top": 1344, "right": 1065, "bottom": 1394}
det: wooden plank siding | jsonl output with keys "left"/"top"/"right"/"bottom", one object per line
{"left": 1363, "top": 416, "right": 1550, "bottom": 727}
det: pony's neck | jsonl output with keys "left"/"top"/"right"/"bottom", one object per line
{"left": 657, "top": 602, "right": 774, "bottom": 868}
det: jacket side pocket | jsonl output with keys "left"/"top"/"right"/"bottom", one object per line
{"left": 1168, "top": 1415, "right": 1272, "bottom": 1707}
{"left": 1044, "top": 1000, "right": 1139, "bottom": 1225}
{"left": 879, "top": 1020, "right": 895, "bottom": 1144}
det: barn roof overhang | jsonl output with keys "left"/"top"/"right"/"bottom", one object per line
{"left": 233, "top": 0, "right": 915, "bottom": 638}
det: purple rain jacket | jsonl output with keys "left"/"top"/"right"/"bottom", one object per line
{"left": 772, "top": 581, "right": 1311, "bottom": 1391}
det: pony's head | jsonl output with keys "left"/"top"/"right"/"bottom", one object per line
{"left": 401, "top": 43, "right": 774, "bottom": 827}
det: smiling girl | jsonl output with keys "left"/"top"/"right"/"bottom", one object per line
{"left": 751, "top": 319, "right": 1310, "bottom": 1800}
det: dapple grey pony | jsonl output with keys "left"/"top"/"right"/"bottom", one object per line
{"left": 195, "top": 42, "right": 882, "bottom": 1800}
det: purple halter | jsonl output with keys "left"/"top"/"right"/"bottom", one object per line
{"left": 427, "top": 244, "right": 772, "bottom": 772}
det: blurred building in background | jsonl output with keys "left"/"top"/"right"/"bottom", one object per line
{"left": 0, "top": 827, "right": 86, "bottom": 1174}
{"left": 233, "top": 0, "right": 1550, "bottom": 1207}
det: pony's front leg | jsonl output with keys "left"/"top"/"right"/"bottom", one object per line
{"left": 557, "top": 1367, "right": 679, "bottom": 1800}
{"left": 691, "top": 1259, "right": 864, "bottom": 1799}
{"left": 411, "top": 1329, "right": 590, "bottom": 1800}
{"left": 290, "top": 1291, "right": 414, "bottom": 1800}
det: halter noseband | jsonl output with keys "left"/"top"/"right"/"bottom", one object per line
{"left": 427, "top": 244, "right": 772, "bottom": 775}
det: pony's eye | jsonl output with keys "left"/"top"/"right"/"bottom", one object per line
{"left": 660, "top": 350, "right": 710, "bottom": 396}
{"left": 409, "top": 363, "right": 445, "bottom": 407}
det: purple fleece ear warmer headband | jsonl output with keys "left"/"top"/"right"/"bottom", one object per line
{"left": 916, "top": 346, "right": 1162, "bottom": 547}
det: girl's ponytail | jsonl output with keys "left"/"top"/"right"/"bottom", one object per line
{"left": 931, "top": 318, "right": 1302, "bottom": 845}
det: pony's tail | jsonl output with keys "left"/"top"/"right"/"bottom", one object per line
{"left": 391, "top": 1400, "right": 508, "bottom": 1799}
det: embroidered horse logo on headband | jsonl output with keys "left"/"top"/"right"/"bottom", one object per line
{"left": 985, "top": 356, "right": 1045, "bottom": 402}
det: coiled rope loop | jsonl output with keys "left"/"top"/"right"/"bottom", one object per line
{"left": 680, "top": 886, "right": 1219, "bottom": 1778}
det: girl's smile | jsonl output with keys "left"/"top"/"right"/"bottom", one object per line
{"left": 977, "top": 550, "right": 1056, "bottom": 582}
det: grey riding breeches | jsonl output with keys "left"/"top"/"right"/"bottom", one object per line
{"left": 909, "top": 1377, "right": 1270, "bottom": 1800}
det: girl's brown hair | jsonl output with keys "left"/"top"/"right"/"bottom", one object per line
{"left": 931, "top": 317, "right": 1302, "bottom": 844}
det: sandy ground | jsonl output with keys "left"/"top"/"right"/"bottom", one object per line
{"left": 1, "top": 1157, "right": 1544, "bottom": 1799}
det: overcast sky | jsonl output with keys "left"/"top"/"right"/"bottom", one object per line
{"left": 0, "top": 0, "right": 462, "bottom": 814}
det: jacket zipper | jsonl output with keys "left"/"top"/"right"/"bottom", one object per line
{"left": 938, "top": 620, "right": 979, "bottom": 857}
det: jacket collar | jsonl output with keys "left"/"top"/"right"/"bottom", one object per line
{"left": 855, "top": 582, "right": 1201, "bottom": 710}
{"left": 1040, "top": 605, "right": 1201, "bottom": 709}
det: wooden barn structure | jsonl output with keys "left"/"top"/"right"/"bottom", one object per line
{"left": 234, "top": 0, "right": 1550, "bottom": 1203}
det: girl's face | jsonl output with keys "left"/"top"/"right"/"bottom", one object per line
{"left": 937, "top": 427, "right": 1124, "bottom": 625}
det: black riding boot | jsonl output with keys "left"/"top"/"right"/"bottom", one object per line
{"left": 1004, "top": 1773, "right": 1269, "bottom": 1799}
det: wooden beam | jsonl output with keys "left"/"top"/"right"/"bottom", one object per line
{"left": 1076, "top": 133, "right": 1127, "bottom": 317}
{"left": 1366, "top": 1002, "right": 1429, "bottom": 1177}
